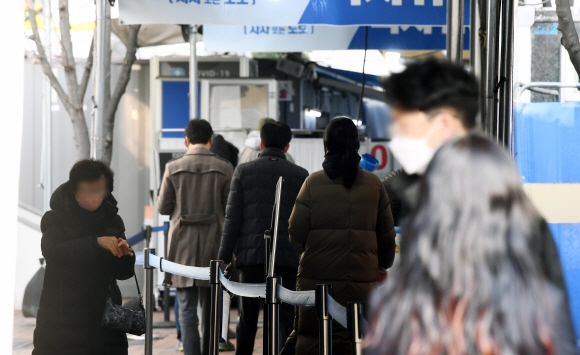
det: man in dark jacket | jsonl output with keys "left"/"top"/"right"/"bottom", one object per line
{"left": 381, "top": 57, "right": 566, "bottom": 291}
{"left": 218, "top": 121, "right": 309, "bottom": 355}
{"left": 381, "top": 168, "right": 420, "bottom": 226}
{"left": 211, "top": 134, "right": 239, "bottom": 168}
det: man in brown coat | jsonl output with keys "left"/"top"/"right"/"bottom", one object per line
{"left": 157, "top": 119, "right": 233, "bottom": 355}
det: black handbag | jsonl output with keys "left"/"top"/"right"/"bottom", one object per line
{"left": 101, "top": 273, "right": 146, "bottom": 336}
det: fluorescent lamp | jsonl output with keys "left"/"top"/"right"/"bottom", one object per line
{"left": 305, "top": 109, "right": 322, "bottom": 118}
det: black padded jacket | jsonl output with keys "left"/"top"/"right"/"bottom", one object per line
{"left": 218, "top": 148, "right": 309, "bottom": 270}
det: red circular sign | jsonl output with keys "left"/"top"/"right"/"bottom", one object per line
{"left": 371, "top": 145, "right": 388, "bottom": 170}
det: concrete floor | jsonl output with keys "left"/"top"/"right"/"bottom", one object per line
{"left": 12, "top": 308, "right": 264, "bottom": 355}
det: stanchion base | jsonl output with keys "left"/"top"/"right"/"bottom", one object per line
{"left": 152, "top": 321, "right": 176, "bottom": 329}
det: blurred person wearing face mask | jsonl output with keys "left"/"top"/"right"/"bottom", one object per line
{"left": 33, "top": 160, "right": 135, "bottom": 355}
{"left": 380, "top": 57, "right": 567, "bottom": 292}
{"left": 380, "top": 58, "right": 478, "bottom": 226}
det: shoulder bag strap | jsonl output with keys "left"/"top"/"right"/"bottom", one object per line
{"left": 133, "top": 272, "right": 145, "bottom": 311}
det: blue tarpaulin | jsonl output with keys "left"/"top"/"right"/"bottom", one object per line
{"left": 515, "top": 102, "right": 580, "bottom": 342}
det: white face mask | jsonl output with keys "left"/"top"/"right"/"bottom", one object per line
{"left": 388, "top": 120, "right": 439, "bottom": 175}
{"left": 389, "top": 135, "right": 435, "bottom": 175}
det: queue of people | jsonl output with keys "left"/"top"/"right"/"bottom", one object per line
{"left": 31, "top": 57, "right": 578, "bottom": 355}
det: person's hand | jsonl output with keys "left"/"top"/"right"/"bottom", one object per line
{"left": 223, "top": 262, "right": 232, "bottom": 279}
{"left": 117, "top": 238, "right": 134, "bottom": 257}
{"left": 97, "top": 236, "right": 123, "bottom": 257}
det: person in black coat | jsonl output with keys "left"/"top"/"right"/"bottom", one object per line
{"left": 33, "top": 160, "right": 135, "bottom": 355}
{"left": 218, "top": 121, "right": 309, "bottom": 355}
{"left": 211, "top": 134, "right": 239, "bottom": 168}
{"left": 381, "top": 168, "right": 420, "bottom": 227}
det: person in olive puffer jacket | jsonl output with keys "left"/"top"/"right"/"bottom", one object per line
{"left": 280, "top": 117, "right": 396, "bottom": 355}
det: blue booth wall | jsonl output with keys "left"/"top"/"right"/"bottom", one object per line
{"left": 515, "top": 102, "right": 580, "bottom": 343}
{"left": 162, "top": 81, "right": 201, "bottom": 138}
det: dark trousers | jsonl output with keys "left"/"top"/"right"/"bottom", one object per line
{"left": 175, "top": 296, "right": 181, "bottom": 341}
{"left": 177, "top": 286, "right": 211, "bottom": 355}
{"left": 235, "top": 265, "right": 297, "bottom": 355}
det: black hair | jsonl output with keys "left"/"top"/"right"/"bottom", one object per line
{"left": 323, "top": 117, "right": 360, "bottom": 188}
{"left": 260, "top": 121, "right": 292, "bottom": 150}
{"left": 365, "top": 134, "right": 557, "bottom": 355}
{"left": 69, "top": 159, "right": 114, "bottom": 193}
{"left": 185, "top": 119, "right": 213, "bottom": 144}
{"left": 382, "top": 57, "right": 479, "bottom": 129}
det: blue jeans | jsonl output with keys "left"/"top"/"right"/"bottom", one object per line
{"left": 177, "top": 287, "right": 211, "bottom": 355}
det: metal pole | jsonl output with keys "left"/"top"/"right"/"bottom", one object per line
{"left": 262, "top": 231, "right": 272, "bottom": 354}
{"left": 484, "top": 0, "right": 500, "bottom": 135}
{"left": 153, "top": 222, "right": 175, "bottom": 328}
{"left": 316, "top": 284, "right": 333, "bottom": 355}
{"left": 92, "top": 0, "right": 108, "bottom": 159}
{"left": 268, "top": 177, "right": 283, "bottom": 277}
{"left": 162, "top": 222, "right": 171, "bottom": 323}
{"left": 264, "top": 231, "right": 271, "bottom": 279}
{"left": 470, "top": 0, "right": 482, "bottom": 76}
{"left": 265, "top": 276, "right": 281, "bottom": 355}
{"left": 348, "top": 303, "right": 364, "bottom": 355}
{"left": 144, "top": 248, "right": 156, "bottom": 355}
{"left": 446, "top": 0, "right": 465, "bottom": 63}
{"left": 209, "top": 260, "right": 223, "bottom": 355}
{"left": 470, "top": 0, "right": 484, "bottom": 128}
{"left": 41, "top": 0, "right": 52, "bottom": 211}
{"left": 145, "top": 225, "right": 152, "bottom": 248}
{"left": 498, "top": 0, "right": 515, "bottom": 151}
{"left": 189, "top": 25, "right": 198, "bottom": 120}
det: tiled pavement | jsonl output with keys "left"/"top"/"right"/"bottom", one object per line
{"left": 13, "top": 307, "right": 263, "bottom": 355}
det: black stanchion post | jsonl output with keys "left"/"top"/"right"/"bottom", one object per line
{"left": 145, "top": 225, "right": 152, "bottom": 248}
{"left": 264, "top": 231, "right": 271, "bottom": 277}
{"left": 209, "top": 260, "right": 223, "bottom": 355}
{"left": 144, "top": 248, "right": 156, "bottom": 355}
{"left": 154, "top": 222, "right": 175, "bottom": 329}
{"left": 316, "top": 284, "right": 333, "bottom": 355}
{"left": 348, "top": 303, "right": 364, "bottom": 355}
{"left": 265, "top": 276, "right": 281, "bottom": 355}
{"left": 263, "top": 231, "right": 272, "bottom": 354}
{"left": 163, "top": 222, "right": 170, "bottom": 322}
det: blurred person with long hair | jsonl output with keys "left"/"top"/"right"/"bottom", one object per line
{"left": 365, "top": 134, "right": 578, "bottom": 355}
{"left": 381, "top": 57, "right": 566, "bottom": 293}
{"left": 281, "top": 117, "right": 396, "bottom": 355}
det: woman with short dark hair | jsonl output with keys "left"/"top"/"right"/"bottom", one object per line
{"left": 365, "top": 134, "right": 578, "bottom": 355}
{"left": 33, "top": 160, "right": 135, "bottom": 355}
{"left": 280, "top": 117, "right": 396, "bottom": 355}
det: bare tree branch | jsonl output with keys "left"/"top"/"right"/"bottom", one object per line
{"left": 58, "top": 0, "right": 80, "bottom": 107}
{"left": 25, "top": 0, "right": 73, "bottom": 112}
{"left": 556, "top": 0, "right": 580, "bottom": 78}
{"left": 77, "top": 36, "right": 94, "bottom": 104}
{"left": 26, "top": 0, "right": 91, "bottom": 159}
{"left": 102, "top": 24, "right": 141, "bottom": 165}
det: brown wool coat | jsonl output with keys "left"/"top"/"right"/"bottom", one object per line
{"left": 157, "top": 147, "right": 233, "bottom": 288}
{"left": 281, "top": 169, "right": 396, "bottom": 355}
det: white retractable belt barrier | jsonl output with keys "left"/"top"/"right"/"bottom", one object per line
{"left": 218, "top": 269, "right": 266, "bottom": 298}
{"left": 277, "top": 285, "right": 316, "bottom": 307}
